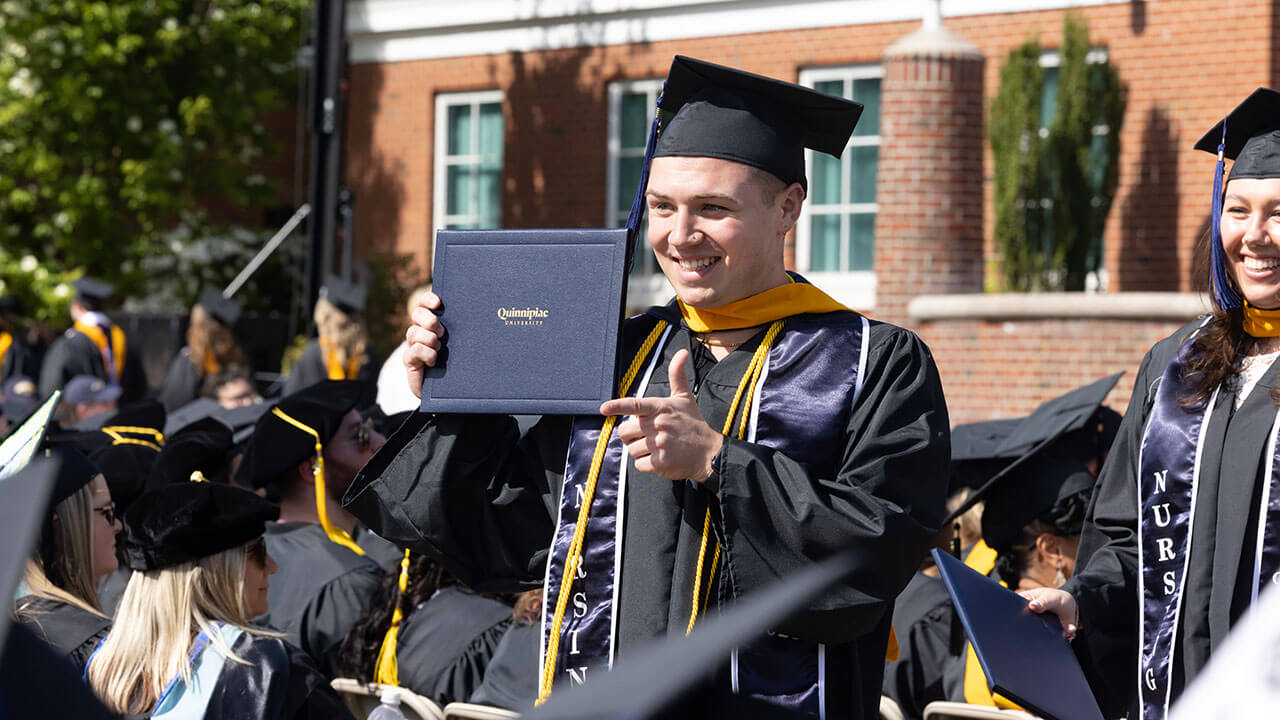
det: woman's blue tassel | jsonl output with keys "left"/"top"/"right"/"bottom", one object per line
{"left": 1210, "top": 125, "right": 1243, "bottom": 311}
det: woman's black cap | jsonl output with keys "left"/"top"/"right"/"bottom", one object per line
{"left": 122, "top": 482, "right": 278, "bottom": 571}
{"left": 319, "top": 276, "right": 367, "bottom": 314}
{"left": 198, "top": 286, "right": 242, "bottom": 327}
{"left": 653, "top": 55, "right": 863, "bottom": 192}
{"left": 41, "top": 445, "right": 101, "bottom": 507}
{"left": 147, "top": 417, "right": 234, "bottom": 491}
{"left": 1194, "top": 87, "right": 1280, "bottom": 181}
{"left": 980, "top": 451, "right": 1095, "bottom": 551}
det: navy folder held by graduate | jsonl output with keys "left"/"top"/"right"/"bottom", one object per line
{"left": 931, "top": 547, "right": 1104, "bottom": 720}
{"left": 420, "top": 228, "right": 630, "bottom": 415}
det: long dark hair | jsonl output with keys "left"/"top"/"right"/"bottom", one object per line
{"left": 1180, "top": 227, "right": 1280, "bottom": 407}
{"left": 337, "top": 553, "right": 452, "bottom": 682}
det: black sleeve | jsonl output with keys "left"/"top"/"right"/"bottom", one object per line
{"left": 206, "top": 635, "right": 356, "bottom": 720}
{"left": 344, "top": 412, "right": 571, "bottom": 593}
{"left": 38, "top": 337, "right": 74, "bottom": 399}
{"left": 711, "top": 325, "right": 950, "bottom": 643}
{"left": 120, "top": 345, "right": 148, "bottom": 403}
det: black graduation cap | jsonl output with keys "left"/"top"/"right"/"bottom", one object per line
{"left": 122, "top": 481, "right": 279, "bottom": 571}
{"left": 979, "top": 451, "right": 1095, "bottom": 551}
{"left": 198, "top": 285, "right": 242, "bottom": 327}
{"left": 37, "top": 445, "right": 101, "bottom": 508}
{"left": 653, "top": 55, "right": 864, "bottom": 192}
{"left": 1194, "top": 88, "right": 1280, "bottom": 181}
{"left": 72, "top": 276, "right": 116, "bottom": 306}
{"left": 164, "top": 397, "right": 223, "bottom": 436}
{"left": 319, "top": 276, "right": 367, "bottom": 314}
{"left": 147, "top": 417, "right": 235, "bottom": 491}
{"left": 1191, "top": 88, "right": 1280, "bottom": 311}
{"left": 944, "top": 373, "right": 1122, "bottom": 526}
{"left": 235, "top": 380, "right": 363, "bottom": 492}
{"left": 523, "top": 551, "right": 859, "bottom": 720}
{"left": 949, "top": 417, "right": 1023, "bottom": 493}
{"left": 50, "top": 400, "right": 166, "bottom": 510}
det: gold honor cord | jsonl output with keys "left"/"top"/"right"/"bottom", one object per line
{"left": 101, "top": 426, "right": 165, "bottom": 452}
{"left": 0, "top": 332, "right": 11, "bottom": 369}
{"left": 685, "top": 320, "right": 784, "bottom": 635}
{"left": 374, "top": 549, "right": 413, "bottom": 686}
{"left": 536, "top": 321, "right": 670, "bottom": 705}
{"left": 269, "top": 407, "right": 367, "bottom": 556}
{"left": 320, "top": 337, "right": 362, "bottom": 380}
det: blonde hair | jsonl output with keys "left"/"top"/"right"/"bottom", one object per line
{"left": 187, "top": 304, "right": 244, "bottom": 372}
{"left": 18, "top": 483, "right": 103, "bottom": 617}
{"left": 87, "top": 546, "right": 273, "bottom": 715}
{"left": 313, "top": 296, "right": 367, "bottom": 371}
{"left": 946, "top": 488, "right": 984, "bottom": 551}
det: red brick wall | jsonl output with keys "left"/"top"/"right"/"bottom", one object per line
{"left": 876, "top": 48, "right": 986, "bottom": 327}
{"left": 921, "top": 315, "right": 1188, "bottom": 425}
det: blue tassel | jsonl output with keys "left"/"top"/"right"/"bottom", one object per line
{"left": 623, "top": 90, "right": 663, "bottom": 275}
{"left": 1210, "top": 123, "right": 1243, "bottom": 311}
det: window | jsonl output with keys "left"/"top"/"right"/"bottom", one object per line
{"left": 434, "top": 90, "right": 504, "bottom": 231}
{"left": 797, "top": 66, "right": 882, "bottom": 310}
{"left": 607, "top": 79, "right": 670, "bottom": 308}
{"left": 1038, "top": 48, "right": 1111, "bottom": 290}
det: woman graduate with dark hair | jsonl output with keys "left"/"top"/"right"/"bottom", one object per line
{"left": 86, "top": 482, "right": 353, "bottom": 720}
{"left": 1029, "top": 88, "right": 1280, "bottom": 719}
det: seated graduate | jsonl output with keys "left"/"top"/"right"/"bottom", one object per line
{"left": 235, "top": 379, "right": 386, "bottom": 676}
{"left": 468, "top": 589, "right": 543, "bottom": 711}
{"left": 55, "top": 375, "right": 121, "bottom": 427}
{"left": 345, "top": 56, "right": 950, "bottom": 718}
{"left": 14, "top": 446, "right": 120, "bottom": 669}
{"left": 283, "top": 278, "right": 377, "bottom": 399}
{"left": 160, "top": 287, "right": 247, "bottom": 412}
{"left": 204, "top": 365, "right": 261, "bottom": 409}
{"left": 85, "top": 481, "right": 355, "bottom": 719}
{"left": 336, "top": 550, "right": 514, "bottom": 705}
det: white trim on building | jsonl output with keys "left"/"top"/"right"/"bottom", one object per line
{"left": 348, "top": 0, "right": 1127, "bottom": 64}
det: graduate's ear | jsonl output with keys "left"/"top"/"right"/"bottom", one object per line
{"left": 293, "top": 457, "right": 317, "bottom": 488}
{"left": 1035, "top": 532, "right": 1067, "bottom": 566}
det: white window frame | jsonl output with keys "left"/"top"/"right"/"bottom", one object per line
{"left": 606, "top": 78, "right": 673, "bottom": 311}
{"left": 433, "top": 89, "right": 504, "bottom": 232}
{"left": 796, "top": 64, "right": 882, "bottom": 311}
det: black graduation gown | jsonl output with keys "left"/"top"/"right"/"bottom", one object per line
{"left": 354, "top": 523, "right": 406, "bottom": 572}
{"left": 38, "top": 327, "right": 147, "bottom": 403}
{"left": 13, "top": 596, "right": 111, "bottom": 670}
{"left": 1067, "top": 317, "right": 1280, "bottom": 716}
{"left": 158, "top": 348, "right": 205, "bottom": 411}
{"left": 469, "top": 621, "right": 540, "bottom": 711}
{"left": 282, "top": 340, "right": 377, "bottom": 401}
{"left": 0, "top": 332, "right": 34, "bottom": 384}
{"left": 394, "top": 586, "right": 512, "bottom": 705}
{"left": 0, "top": 624, "right": 112, "bottom": 720}
{"left": 345, "top": 312, "right": 950, "bottom": 719}
{"left": 258, "top": 522, "right": 384, "bottom": 678}
{"left": 882, "top": 573, "right": 955, "bottom": 720}
{"left": 201, "top": 632, "right": 355, "bottom": 720}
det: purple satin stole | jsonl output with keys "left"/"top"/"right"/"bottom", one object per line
{"left": 1137, "top": 332, "right": 1280, "bottom": 720}
{"left": 541, "top": 310, "right": 869, "bottom": 718}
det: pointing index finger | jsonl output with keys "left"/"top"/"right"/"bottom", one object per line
{"left": 600, "top": 396, "right": 665, "bottom": 417}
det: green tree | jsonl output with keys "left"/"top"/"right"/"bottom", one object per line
{"left": 989, "top": 13, "right": 1126, "bottom": 291}
{"left": 0, "top": 0, "right": 307, "bottom": 311}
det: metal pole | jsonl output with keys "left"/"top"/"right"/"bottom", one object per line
{"left": 305, "top": 0, "right": 347, "bottom": 320}
{"left": 223, "top": 205, "right": 312, "bottom": 299}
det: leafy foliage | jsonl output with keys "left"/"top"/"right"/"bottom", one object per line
{"left": 989, "top": 13, "right": 1126, "bottom": 291}
{"left": 0, "top": 0, "right": 307, "bottom": 315}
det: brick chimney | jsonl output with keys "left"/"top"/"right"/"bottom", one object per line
{"left": 874, "top": 2, "right": 985, "bottom": 328}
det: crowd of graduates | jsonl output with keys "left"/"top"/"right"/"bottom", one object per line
{"left": 1, "top": 278, "right": 541, "bottom": 718}
{"left": 0, "top": 272, "right": 1136, "bottom": 720}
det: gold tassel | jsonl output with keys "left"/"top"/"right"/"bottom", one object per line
{"left": 374, "top": 549, "right": 412, "bottom": 686}
{"left": 270, "top": 407, "right": 366, "bottom": 556}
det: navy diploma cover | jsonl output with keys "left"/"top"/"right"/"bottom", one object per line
{"left": 421, "top": 229, "right": 629, "bottom": 415}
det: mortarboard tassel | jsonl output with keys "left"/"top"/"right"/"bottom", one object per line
{"left": 1210, "top": 122, "right": 1244, "bottom": 312}
{"left": 622, "top": 90, "right": 664, "bottom": 276}
{"left": 269, "top": 407, "right": 366, "bottom": 557}
{"left": 374, "top": 549, "right": 412, "bottom": 687}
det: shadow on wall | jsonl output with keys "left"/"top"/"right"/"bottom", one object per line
{"left": 1117, "top": 105, "right": 1179, "bottom": 291}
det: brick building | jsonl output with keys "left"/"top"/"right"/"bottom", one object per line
{"left": 342, "top": 0, "right": 1265, "bottom": 424}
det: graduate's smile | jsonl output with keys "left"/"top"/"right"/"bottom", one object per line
{"left": 673, "top": 255, "right": 722, "bottom": 276}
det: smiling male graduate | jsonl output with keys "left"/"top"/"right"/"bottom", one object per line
{"left": 345, "top": 56, "right": 950, "bottom": 719}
